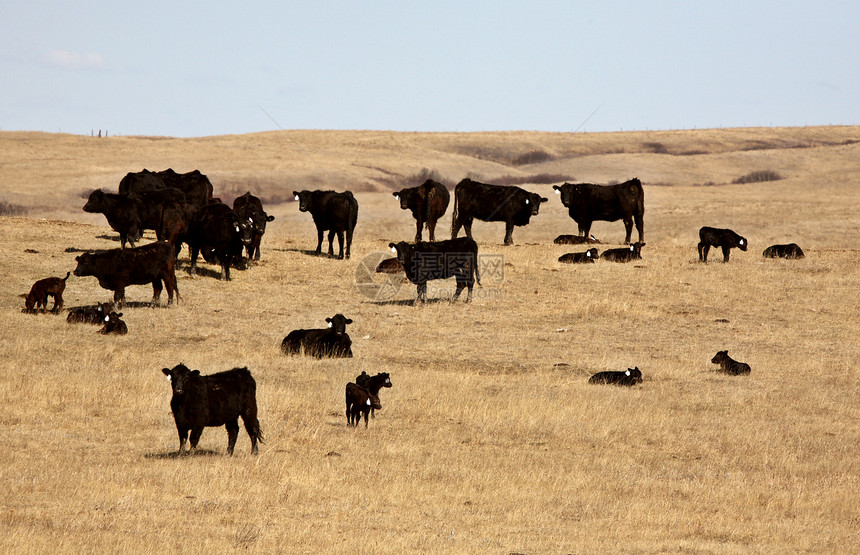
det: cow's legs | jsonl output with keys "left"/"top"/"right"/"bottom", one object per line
{"left": 417, "top": 282, "right": 427, "bottom": 302}
{"left": 427, "top": 219, "right": 437, "bottom": 242}
{"left": 177, "top": 428, "right": 189, "bottom": 455}
{"left": 463, "top": 218, "right": 474, "bottom": 240}
{"left": 623, "top": 217, "right": 633, "bottom": 244}
{"left": 113, "top": 288, "right": 126, "bottom": 308}
{"left": 635, "top": 216, "right": 644, "bottom": 243}
{"left": 721, "top": 246, "right": 731, "bottom": 262}
{"left": 345, "top": 225, "right": 354, "bottom": 260}
{"left": 225, "top": 420, "right": 239, "bottom": 456}
{"left": 189, "top": 428, "right": 204, "bottom": 451}
{"left": 453, "top": 278, "right": 467, "bottom": 301}
{"left": 151, "top": 280, "right": 163, "bottom": 306}
{"left": 315, "top": 227, "right": 324, "bottom": 255}
{"left": 451, "top": 217, "right": 462, "bottom": 239}
{"left": 503, "top": 222, "right": 515, "bottom": 246}
{"left": 327, "top": 230, "right": 336, "bottom": 256}
{"left": 189, "top": 245, "right": 200, "bottom": 275}
{"left": 336, "top": 231, "right": 345, "bottom": 260}
{"left": 363, "top": 410, "right": 369, "bottom": 428}
{"left": 415, "top": 219, "right": 423, "bottom": 242}
{"left": 698, "top": 243, "right": 709, "bottom": 262}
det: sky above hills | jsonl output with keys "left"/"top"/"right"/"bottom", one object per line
{"left": 2, "top": 1, "right": 857, "bottom": 137}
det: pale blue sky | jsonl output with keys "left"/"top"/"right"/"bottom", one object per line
{"left": 1, "top": 1, "right": 857, "bottom": 137}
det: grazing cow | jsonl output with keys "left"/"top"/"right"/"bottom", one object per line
{"left": 158, "top": 201, "right": 199, "bottom": 258}
{"left": 698, "top": 227, "right": 748, "bottom": 263}
{"left": 162, "top": 363, "right": 263, "bottom": 455}
{"left": 552, "top": 178, "right": 645, "bottom": 244}
{"left": 588, "top": 367, "right": 643, "bottom": 386}
{"left": 281, "top": 314, "right": 354, "bottom": 358}
{"left": 66, "top": 302, "right": 111, "bottom": 325}
{"left": 232, "top": 192, "right": 275, "bottom": 265}
{"left": 394, "top": 179, "right": 450, "bottom": 242}
{"left": 293, "top": 190, "right": 359, "bottom": 259}
{"left": 389, "top": 237, "right": 480, "bottom": 302}
{"left": 451, "top": 179, "right": 548, "bottom": 245}
{"left": 763, "top": 243, "right": 805, "bottom": 259}
{"left": 119, "top": 168, "right": 213, "bottom": 207}
{"left": 83, "top": 189, "right": 146, "bottom": 248}
{"left": 345, "top": 382, "right": 382, "bottom": 428}
{"left": 601, "top": 242, "right": 645, "bottom": 262}
{"left": 558, "top": 248, "right": 599, "bottom": 264}
{"left": 355, "top": 371, "right": 392, "bottom": 419}
{"left": 98, "top": 311, "right": 128, "bottom": 335}
{"left": 73, "top": 241, "right": 179, "bottom": 307}
{"left": 375, "top": 257, "right": 404, "bottom": 274}
{"left": 22, "top": 272, "right": 69, "bottom": 313}
{"left": 553, "top": 234, "right": 601, "bottom": 245}
{"left": 187, "top": 203, "right": 254, "bottom": 281}
{"left": 711, "top": 351, "right": 751, "bottom": 375}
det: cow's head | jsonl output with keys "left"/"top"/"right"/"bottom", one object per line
{"left": 162, "top": 363, "right": 199, "bottom": 396}
{"left": 738, "top": 237, "right": 748, "bottom": 251}
{"left": 586, "top": 248, "right": 599, "bottom": 260}
{"left": 233, "top": 216, "right": 255, "bottom": 245}
{"left": 101, "top": 311, "right": 126, "bottom": 333}
{"left": 82, "top": 189, "right": 106, "bottom": 213}
{"left": 711, "top": 351, "right": 728, "bottom": 364}
{"left": 630, "top": 242, "right": 645, "bottom": 258}
{"left": 73, "top": 253, "right": 95, "bottom": 277}
{"left": 326, "top": 314, "right": 353, "bottom": 337}
{"left": 293, "top": 191, "right": 312, "bottom": 212}
{"left": 388, "top": 241, "right": 412, "bottom": 265}
{"left": 626, "top": 367, "right": 643, "bottom": 383}
{"left": 378, "top": 372, "right": 393, "bottom": 388}
{"left": 525, "top": 192, "right": 549, "bottom": 215}
{"left": 552, "top": 183, "right": 576, "bottom": 207}
{"left": 393, "top": 188, "right": 417, "bottom": 211}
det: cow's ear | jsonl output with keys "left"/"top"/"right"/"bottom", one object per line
{"left": 117, "top": 312, "right": 123, "bottom": 317}
{"left": 392, "top": 192, "right": 399, "bottom": 198}
{"left": 191, "top": 370, "right": 200, "bottom": 377}
{"left": 75, "top": 256, "right": 80, "bottom": 261}
{"left": 325, "top": 317, "right": 332, "bottom": 323}
{"left": 541, "top": 197, "right": 548, "bottom": 203}
{"left": 162, "top": 368, "right": 171, "bottom": 377}
{"left": 267, "top": 215, "right": 275, "bottom": 222}
{"left": 552, "top": 185, "right": 560, "bottom": 191}
{"left": 345, "top": 318, "right": 353, "bottom": 324}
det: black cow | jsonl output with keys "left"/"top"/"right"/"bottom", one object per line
{"left": 158, "top": 202, "right": 199, "bottom": 258}
{"left": 553, "top": 234, "right": 601, "bottom": 245}
{"left": 451, "top": 179, "right": 547, "bottom": 245}
{"left": 162, "top": 363, "right": 263, "bottom": 455}
{"left": 73, "top": 241, "right": 179, "bottom": 307}
{"left": 233, "top": 192, "right": 275, "bottom": 265}
{"left": 711, "top": 351, "right": 751, "bottom": 375}
{"left": 375, "top": 257, "right": 404, "bottom": 274}
{"left": 98, "top": 311, "right": 128, "bottom": 335}
{"left": 293, "top": 190, "right": 359, "bottom": 259}
{"left": 187, "top": 203, "right": 254, "bottom": 281}
{"left": 355, "top": 371, "right": 392, "bottom": 419}
{"left": 83, "top": 189, "right": 146, "bottom": 248}
{"left": 698, "top": 227, "right": 748, "bottom": 263}
{"left": 552, "top": 178, "right": 644, "bottom": 244}
{"left": 394, "top": 179, "right": 450, "bottom": 242}
{"left": 22, "top": 272, "right": 69, "bottom": 313}
{"left": 389, "top": 237, "right": 480, "bottom": 302}
{"left": 281, "top": 314, "right": 354, "bottom": 358}
{"left": 119, "top": 168, "right": 213, "bottom": 206}
{"left": 601, "top": 242, "right": 645, "bottom": 262}
{"left": 67, "top": 302, "right": 111, "bottom": 325}
{"left": 588, "top": 367, "right": 643, "bottom": 386}
{"left": 345, "top": 382, "right": 382, "bottom": 428}
{"left": 558, "top": 248, "right": 599, "bottom": 264}
{"left": 763, "top": 243, "right": 805, "bottom": 259}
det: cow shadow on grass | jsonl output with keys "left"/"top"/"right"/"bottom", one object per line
{"left": 366, "top": 298, "right": 449, "bottom": 307}
{"left": 182, "top": 266, "right": 224, "bottom": 280}
{"left": 144, "top": 448, "right": 220, "bottom": 459}
{"left": 274, "top": 247, "right": 343, "bottom": 259}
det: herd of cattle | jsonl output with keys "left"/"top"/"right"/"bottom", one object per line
{"left": 18, "top": 167, "right": 803, "bottom": 454}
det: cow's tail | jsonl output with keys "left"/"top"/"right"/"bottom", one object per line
{"left": 450, "top": 185, "right": 459, "bottom": 238}
{"left": 62, "top": 271, "right": 70, "bottom": 281}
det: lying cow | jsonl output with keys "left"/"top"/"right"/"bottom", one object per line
{"left": 711, "top": 351, "right": 751, "bottom": 375}
{"left": 98, "top": 311, "right": 128, "bottom": 335}
{"left": 162, "top": 363, "right": 263, "bottom": 455}
{"left": 558, "top": 248, "right": 599, "bottom": 264}
{"left": 553, "top": 234, "right": 601, "bottom": 245}
{"left": 73, "top": 241, "right": 179, "bottom": 307}
{"left": 552, "top": 178, "right": 644, "bottom": 244}
{"left": 67, "top": 302, "right": 112, "bottom": 325}
{"left": 22, "top": 272, "right": 69, "bottom": 313}
{"left": 601, "top": 242, "right": 645, "bottom": 262}
{"left": 698, "top": 227, "right": 748, "bottom": 263}
{"left": 588, "top": 367, "right": 643, "bottom": 386}
{"left": 451, "top": 179, "right": 547, "bottom": 245}
{"left": 345, "top": 382, "right": 382, "bottom": 428}
{"left": 762, "top": 243, "right": 805, "bottom": 259}
{"left": 389, "top": 237, "right": 480, "bottom": 302}
{"left": 375, "top": 257, "right": 404, "bottom": 274}
{"left": 293, "top": 190, "right": 359, "bottom": 259}
{"left": 394, "top": 179, "right": 450, "bottom": 242}
{"left": 281, "top": 314, "right": 354, "bottom": 358}
{"left": 233, "top": 191, "right": 275, "bottom": 265}
{"left": 355, "top": 371, "right": 392, "bottom": 418}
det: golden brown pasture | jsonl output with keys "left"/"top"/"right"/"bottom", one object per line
{"left": 0, "top": 128, "right": 858, "bottom": 553}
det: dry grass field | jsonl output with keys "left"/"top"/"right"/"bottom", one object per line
{"left": 0, "top": 127, "right": 858, "bottom": 553}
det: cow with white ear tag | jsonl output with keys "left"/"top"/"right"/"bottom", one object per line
{"left": 98, "top": 311, "right": 128, "bottom": 335}
{"left": 588, "top": 367, "right": 643, "bottom": 386}
{"left": 281, "top": 313, "right": 354, "bottom": 358}
{"left": 697, "top": 227, "right": 748, "bottom": 263}
{"left": 186, "top": 202, "right": 254, "bottom": 280}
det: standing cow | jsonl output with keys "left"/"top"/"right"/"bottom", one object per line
{"left": 187, "top": 203, "right": 254, "bottom": 281}
{"left": 83, "top": 189, "right": 146, "bottom": 249}
{"left": 233, "top": 192, "right": 275, "bottom": 265}
{"left": 451, "top": 179, "right": 547, "bottom": 245}
{"left": 698, "top": 227, "right": 748, "bottom": 263}
{"left": 120, "top": 168, "right": 213, "bottom": 207}
{"left": 162, "top": 363, "right": 263, "bottom": 455}
{"left": 73, "top": 241, "right": 179, "bottom": 307}
{"left": 293, "top": 190, "right": 359, "bottom": 259}
{"left": 552, "top": 178, "right": 645, "bottom": 244}
{"left": 394, "top": 179, "right": 450, "bottom": 242}
{"left": 389, "top": 237, "right": 480, "bottom": 302}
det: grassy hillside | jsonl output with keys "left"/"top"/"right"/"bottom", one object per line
{"left": 0, "top": 127, "right": 858, "bottom": 553}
